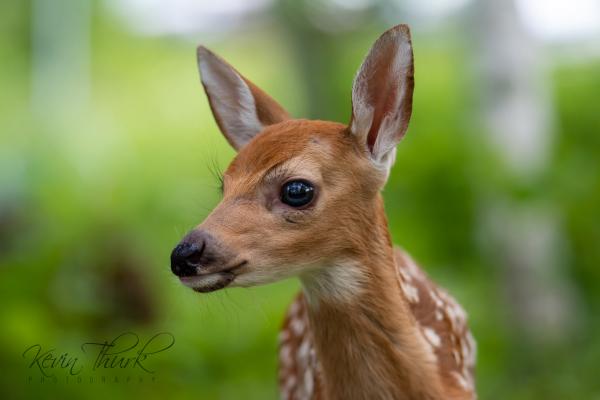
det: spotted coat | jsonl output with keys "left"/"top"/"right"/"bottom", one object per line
{"left": 278, "top": 248, "right": 476, "bottom": 399}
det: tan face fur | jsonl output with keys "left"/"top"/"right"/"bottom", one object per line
{"left": 170, "top": 25, "right": 414, "bottom": 294}
{"left": 202, "top": 119, "right": 385, "bottom": 289}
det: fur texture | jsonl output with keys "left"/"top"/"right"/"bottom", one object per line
{"left": 183, "top": 24, "right": 477, "bottom": 400}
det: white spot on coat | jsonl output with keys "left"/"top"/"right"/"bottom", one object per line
{"left": 400, "top": 281, "right": 419, "bottom": 303}
{"left": 291, "top": 318, "right": 305, "bottom": 336}
{"left": 423, "top": 327, "right": 441, "bottom": 347}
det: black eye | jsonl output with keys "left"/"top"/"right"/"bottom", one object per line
{"left": 281, "top": 180, "right": 315, "bottom": 208}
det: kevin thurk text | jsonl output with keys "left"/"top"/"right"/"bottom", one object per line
{"left": 22, "top": 332, "right": 175, "bottom": 378}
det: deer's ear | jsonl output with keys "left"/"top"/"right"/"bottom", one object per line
{"left": 197, "top": 46, "right": 290, "bottom": 151}
{"left": 350, "top": 25, "right": 414, "bottom": 173}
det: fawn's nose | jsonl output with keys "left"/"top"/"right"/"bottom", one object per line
{"left": 171, "top": 229, "right": 235, "bottom": 277}
{"left": 170, "top": 241, "right": 206, "bottom": 277}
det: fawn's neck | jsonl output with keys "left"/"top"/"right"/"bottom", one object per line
{"left": 301, "top": 195, "right": 444, "bottom": 400}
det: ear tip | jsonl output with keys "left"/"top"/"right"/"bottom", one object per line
{"left": 196, "top": 45, "right": 211, "bottom": 60}
{"left": 196, "top": 46, "right": 222, "bottom": 79}
{"left": 382, "top": 24, "right": 412, "bottom": 43}
{"left": 396, "top": 24, "right": 411, "bottom": 34}
{"left": 197, "top": 46, "right": 222, "bottom": 69}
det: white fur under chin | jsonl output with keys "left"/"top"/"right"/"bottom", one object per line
{"left": 300, "top": 261, "right": 366, "bottom": 308}
{"left": 180, "top": 273, "right": 226, "bottom": 291}
{"left": 230, "top": 261, "right": 365, "bottom": 307}
{"left": 230, "top": 262, "right": 322, "bottom": 288}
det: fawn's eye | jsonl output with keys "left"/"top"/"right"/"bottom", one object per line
{"left": 281, "top": 180, "right": 315, "bottom": 208}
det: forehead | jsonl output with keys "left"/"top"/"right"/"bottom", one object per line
{"left": 226, "top": 119, "right": 348, "bottom": 178}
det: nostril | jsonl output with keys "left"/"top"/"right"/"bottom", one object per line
{"left": 184, "top": 241, "right": 206, "bottom": 266}
{"left": 170, "top": 242, "right": 201, "bottom": 277}
{"left": 170, "top": 240, "right": 208, "bottom": 277}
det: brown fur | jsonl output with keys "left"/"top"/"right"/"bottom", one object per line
{"left": 197, "top": 120, "right": 475, "bottom": 399}
{"left": 301, "top": 196, "right": 445, "bottom": 400}
{"left": 183, "top": 24, "right": 477, "bottom": 400}
{"left": 279, "top": 244, "right": 476, "bottom": 400}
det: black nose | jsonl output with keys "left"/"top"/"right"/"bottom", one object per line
{"left": 170, "top": 241, "right": 206, "bottom": 277}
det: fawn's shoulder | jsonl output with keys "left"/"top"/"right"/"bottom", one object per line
{"left": 278, "top": 249, "right": 476, "bottom": 399}
{"left": 394, "top": 247, "right": 477, "bottom": 397}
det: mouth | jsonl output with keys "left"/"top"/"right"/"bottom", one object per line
{"left": 179, "top": 260, "right": 247, "bottom": 293}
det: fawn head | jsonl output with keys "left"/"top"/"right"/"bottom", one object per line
{"left": 171, "top": 25, "right": 414, "bottom": 293}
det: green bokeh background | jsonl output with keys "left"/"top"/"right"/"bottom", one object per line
{"left": 1, "top": 1, "right": 599, "bottom": 399}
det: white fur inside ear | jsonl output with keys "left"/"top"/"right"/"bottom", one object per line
{"left": 350, "top": 29, "right": 413, "bottom": 176}
{"left": 198, "top": 52, "right": 263, "bottom": 149}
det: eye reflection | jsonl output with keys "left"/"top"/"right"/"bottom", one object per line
{"left": 280, "top": 180, "right": 314, "bottom": 208}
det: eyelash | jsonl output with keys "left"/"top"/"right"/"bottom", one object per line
{"left": 266, "top": 167, "right": 290, "bottom": 186}
{"left": 207, "top": 159, "right": 225, "bottom": 194}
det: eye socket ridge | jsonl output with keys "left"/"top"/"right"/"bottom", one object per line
{"left": 280, "top": 179, "right": 315, "bottom": 208}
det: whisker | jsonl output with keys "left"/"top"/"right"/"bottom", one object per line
{"left": 206, "top": 155, "right": 225, "bottom": 195}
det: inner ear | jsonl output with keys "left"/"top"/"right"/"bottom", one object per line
{"left": 350, "top": 25, "right": 414, "bottom": 166}
{"left": 197, "top": 46, "right": 290, "bottom": 151}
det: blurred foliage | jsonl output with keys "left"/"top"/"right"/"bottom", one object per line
{"left": 1, "top": 1, "right": 599, "bottom": 399}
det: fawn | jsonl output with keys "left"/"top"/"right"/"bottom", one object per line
{"left": 171, "top": 24, "right": 476, "bottom": 400}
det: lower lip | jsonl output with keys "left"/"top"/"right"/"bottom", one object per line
{"left": 179, "top": 271, "right": 235, "bottom": 293}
